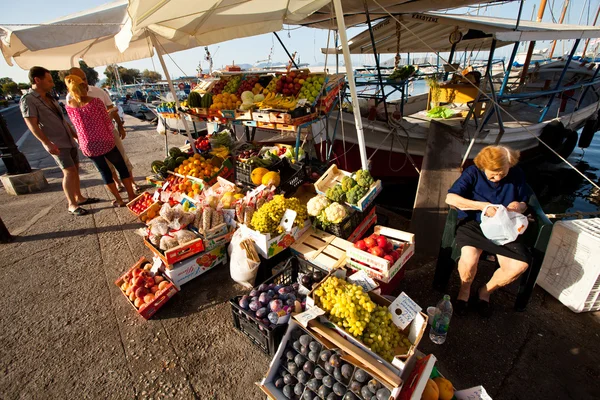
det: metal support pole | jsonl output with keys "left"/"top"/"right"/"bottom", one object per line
{"left": 364, "top": 2, "right": 389, "bottom": 121}
{"left": 539, "top": 39, "right": 581, "bottom": 122}
{"left": 443, "top": 42, "right": 458, "bottom": 81}
{"left": 515, "top": 0, "right": 525, "bottom": 30}
{"left": 575, "top": 64, "right": 600, "bottom": 110}
{"left": 273, "top": 32, "right": 299, "bottom": 69}
{"left": 520, "top": 0, "right": 548, "bottom": 84}
{"left": 499, "top": 43, "right": 520, "bottom": 96}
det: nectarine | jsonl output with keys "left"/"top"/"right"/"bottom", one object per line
{"left": 135, "top": 287, "right": 148, "bottom": 299}
{"left": 143, "top": 263, "right": 152, "bottom": 271}
{"left": 125, "top": 286, "right": 134, "bottom": 296}
{"left": 120, "top": 282, "right": 129, "bottom": 292}
{"left": 145, "top": 277, "right": 155, "bottom": 288}
{"left": 132, "top": 268, "right": 143, "bottom": 277}
{"left": 158, "top": 281, "right": 169, "bottom": 290}
{"left": 154, "top": 275, "right": 164, "bottom": 284}
{"left": 132, "top": 276, "right": 145, "bottom": 287}
{"left": 134, "top": 297, "right": 144, "bottom": 308}
{"left": 128, "top": 292, "right": 136, "bottom": 302}
{"left": 144, "top": 294, "right": 155, "bottom": 304}
{"left": 150, "top": 286, "right": 159, "bottom": 294}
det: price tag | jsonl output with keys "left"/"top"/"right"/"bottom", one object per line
{"left": 389, "top": 292, "right": 422, "bottom": 330}
{"left": 248, "top": 185, "right": 266, "bottom": 199}
{"left": 297, "top": 98, "right": 307, "bottom": 106}
{"left": 454, "top": 386, "right": 492, "bottom": 400}
{"left": 294, "top": 306, "right": 325, "bottom": 328}
{"left": 347, "top": 270, "right": 378, "bottom": 292}
{"left": 279, "top": 209, "right": 297, "bottom": 232}
{"left": 162, "top": 181, "right": 170, "bottom": 190}
{"left": 152, "top": 190, "right": 161, "bottom": 202}
{"left": 151, "top": 257, "right": 163, "bottom": 274}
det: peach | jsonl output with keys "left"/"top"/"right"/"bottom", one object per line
{"left": 158, "top": 281, "right": 169, "bottom": 290}
{"left": 125, "top": 286, "right": 134, "bottom": 296}
{"left": 128, "top": 292, "right": 136, "bottom": 302}
{"left": 125, "top": 272, "right": 133, "bottom": 281}
{"left": 145, "top": 277, "right": 155, "bottom": 288}
{"left": 154, "top": 275, "right": 164, "bottom": 284}
{"left": 132, "top": 276, "right": 145, "bottom": 287}
{"left": 150, "top": 286, "right": 159, "bottom": 294}
{"left": 143, "top": 263, "right": 152, "bottom": 271}
{"left": 132, "top": 268, "right": 143, "bottom": 277}
{"left": 135, "top": 287, "right": 148, "bottom": 299}
{"left": 120, "top": 282, "right": 129, "bottom": 292}
{"left": 134, "top": 297, "right": 144, "bottom": 308}
{"left": 144, "top": 294, "right": 155, "bottom": 304}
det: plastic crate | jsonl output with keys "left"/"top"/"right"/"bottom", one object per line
{"left": 229, "top": 257, "right": 326, "bottom": 355}
{"left": 537, "top": 218, "right": 600, "bottom": 312}
{"left": 278, "top": 158, "right": 307, "bottom": 197}
{"left": 315, "top": 203, "right": 375, "bottom": 240}
{"left": 234, "top": 157, "right": 283, "bottom": 187}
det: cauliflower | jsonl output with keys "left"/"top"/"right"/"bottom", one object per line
{"left": 307, "top": 195, "right": 330, "bottom": 217}
{"left": 355, "top": 169, "right": 374, "bottom": 188}
{"left": 341, "top": 176, "right": 357, "bottom": 192}
{"left": 323, "top": 202, "right": 347, "bottom": 224}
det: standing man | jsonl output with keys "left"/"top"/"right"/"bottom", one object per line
{"left": 66, "top": 67, "right": 139, "bottom": 192}
{"left": 20, "top": 66, "right": 97, "bottom": 216}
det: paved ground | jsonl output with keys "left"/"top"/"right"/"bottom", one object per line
{"left": 0, "top": 115, "right": 599, "bottom": 400}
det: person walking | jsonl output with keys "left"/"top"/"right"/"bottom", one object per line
{"left": 20, "top": 66, "right": 98, "bottom": 216}
{"left": 66, "top": 67, "right": 139, "bottom": 192}
{"left": 64, "top": 75, "right": 135, "bottom": 206}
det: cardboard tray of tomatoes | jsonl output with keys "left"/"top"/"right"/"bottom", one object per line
{"left": 115, "top": 257, "right": 179, "bottom": 320}
{"left": 127, "top": 191, "right": 161, "bottom": 222}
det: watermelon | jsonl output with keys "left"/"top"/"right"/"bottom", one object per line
{"left": 169, "top": 147, "right": 183, "bottom": 158}
{"left": 151, "top": 160, "right": 165, "bottom": 174}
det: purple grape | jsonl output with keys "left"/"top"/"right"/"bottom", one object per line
{"left": 270, "top": 299, "right": 283, "bottom": 312}
{"left": 249, "top": 300, "right": 260, "bottom": 312}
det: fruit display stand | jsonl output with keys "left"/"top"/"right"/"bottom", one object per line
{"left": 115, "top": 257, "right": 179, "bottom": 320}
{"left": 290, "top": 227, "right": 353, "bottom": 272}
{"left": 315, "top": 165, "right": 383, "bottom": 212}
{"left": 161, "top": 245, "right": 227, "bottom": 288}
{"left": 347, "top": 226, "right": 415, "bottom": 283}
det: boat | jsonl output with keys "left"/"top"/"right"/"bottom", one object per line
{"left": 316, "top": 12, "right": 600, "bottom": 178}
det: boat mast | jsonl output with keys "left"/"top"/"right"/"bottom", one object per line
{"left": 549, "top": 1, "right": 570, "bottom": 59}
{"left": 581, "top": 5, "right": 600, "bottom": 58}
{"left": 520, "top": 0, "right": 548, "bottom": 85}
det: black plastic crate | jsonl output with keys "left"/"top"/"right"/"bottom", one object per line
{"left": 315, "top": 203, "right": 375, "bottom": 240}
{"left": 234, "top": 157, "right": 283, "bottom": 187}
{"left": 278, "top": 158, "right": 307, "bottom": 197}
{"left": 229, "top": 256, "right": 326, "bottom": 356}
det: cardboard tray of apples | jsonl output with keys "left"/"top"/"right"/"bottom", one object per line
{"left": 347, "top": 226, "right": 415, "bottom": 283}
{"left": 115, "top": 257, "right": 179, "bottom": 320}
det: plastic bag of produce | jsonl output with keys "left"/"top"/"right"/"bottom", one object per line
{"left": 480, "top": 204, "right": 528, "bottom": 245}
{"left": 179, "top": 212, "right": 196, "bottom": 229}
{"left": 148, "top": 217, "right": 169, "bottom": 236}
{"left": 228, "top": 229, "right": 260, "bottom": 288}
{"left": 159, "top": 203, "right": 175, "bottom": 222}
{"left": 173, "top": 230, "right": 197, "bottom": 245}
{"left": 159, "top": 235, "right": 179, "bottom": 251}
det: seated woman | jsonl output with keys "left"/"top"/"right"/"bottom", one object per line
{"left": 64, "top": 75, "right": 135, "bottom": 206}
{"left": 446, "top": 145, "right": 531, "bottom": 317}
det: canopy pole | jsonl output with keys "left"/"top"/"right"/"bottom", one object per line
{"left": 333, "top": 0, "right": 368, "bottom": 171}
{"left": 549, "top": 0, "right": 570, "bottom": 59}
{"left": 149, "top": 33, "right": 195, "bottom": 153}
{"left": 520, "top": 0, "right": 548, "bottom": 85}
{"left": 273, "top": 32, "right": 299, "bottom": 69}
{"left": 443, "top": 42, "right": 458, "bottom": 81}
{"left": 499, "top": 43, "right": 520, "bottom": 96}
{"left": 581, "top": 4, "right": 600, "bottom": 58}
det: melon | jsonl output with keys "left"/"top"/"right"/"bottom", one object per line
{"left": 251, "top": 167, "right": 269, "bottom": 185}
{"left": 261, "top": 171, "right": 281, "bottom": 187}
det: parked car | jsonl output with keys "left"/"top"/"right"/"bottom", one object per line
{"left": 13, "top": 95, "right": 21, "bottom": 103}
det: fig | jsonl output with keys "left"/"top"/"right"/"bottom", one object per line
{"left": 301, "top": 275, "right": 312, "bottom": 286}
{"left": 303, "top": 390, "right": 316, "bottom": 400}
{"left": 287, "top": 362, "right": 299, "bottom": 376}
{"left": 361, "top": 386, "right": 372, "bottom": 399}
{"left": 292, "top": 341, "right": 302, "bottom": 353}
{"left": 333, "top": 368, "right": 343, "bottom": 382}
{"left": 309, "top": 341, "right": 320, "bottom": 353}
{"left": 284, "top": 374, "right": 297, "bottom": 385}
{"left": 307, "top": 378, "right": 320, "bottom": 391}
{"left": 283, "top": 384, "right": 294, "bottom": 399}
{"left": 322, "top": 375, "right": 334, "bottom": 388}
{"left": 349, "top": 381, "right": 361, "bottom": 392}
{"left": 302, "top": 360, "right": 315, "bottom": 375}
{"left": 238, "top": 297, "right": 249, "bottom": 310}
{"left": 313, "top": 367, "right": 325, "bottom": 380}
{"left": 300, "top": 345, "right": 309, "bottom": 356}
{"left": 324, "top": 362, "right": 334, "bottom": 374}
{"left": 299, "top": 335, "right": 312, "bottom": 347}
{"left": 343, "top": 393, "right": 358, "bottom": 400}
{"left": 308, "top": 350, "right": 319, "bottom": 362}
{"left": 354, "top": 369, "right": 370, "bottom": 383}
{"left": 376, "top": 388, "right": 391, "bottom": 399}
{"left": 341, "top": 364, "right": 353, "bottom": 379}
{"left": 312, "top": 271, "right": 325, "bottom": 282}
{"left": 286, "top": 350, "right": 296, "bottom": 360}
{"left": 294, "top": 382, "right": 305, "bottom": 396}
{"left": 320, "top": 350, "right": 332, "bottom": 362}
{"left": 297, "top": 370, "right": 308, "bottom": 384}
{"left": 270, "top": 299, "right": 284, "bottom": 312}
{"left": 256, "top": 307, "right": 268, "bottom": 319}
{"left": 275, "top": 377, "right": 285, "bottom": 389}
{"left": 294, "top": 354, "right": 306, "bottom": 368}
{"left": 318, "top": 385, "right": 332, "bottom": 398}
{"left": 249, "top": 300, "right": 260, "bottom": 312}
{"left": 333, "top": 382, "right": 346, "bottom": 396}
{"left": 329, "top": 354, "right": 341, "bottom": 368}
{"left": 367, "top": 379, "right": 381, "bottom": 394}
{"left": 327, "top": 393, "right": 340, "bottom": 400}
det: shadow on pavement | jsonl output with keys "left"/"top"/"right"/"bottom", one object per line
{"left": 13, "top": 222, "right": 141, "bottom": 242}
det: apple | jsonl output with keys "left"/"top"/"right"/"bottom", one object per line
{"left": 354, "top": 240, "right": 367, "bottom": 251}
{"left": 370, "top": 234, "right": 380, "bottom": 242}
{"left": 390, "top": 250, "right": 400, "bottom": 262}
{"left": 364, "top": 237, "right": 376, "bottom": 249}
{"left": 383, "top": 255, "right": 394, "bottom": 263}
{"left": 369, "top": 246, "right": 384, "bottom": 257}
{"left": 376, "top": 236, "right": 388, "bottom": 249}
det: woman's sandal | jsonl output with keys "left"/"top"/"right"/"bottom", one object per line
{"left": 68, "top": 207, "right": 88, "bottom": 216}
{"left": 112, "top": 200, "right": 126, "bottom": 208}
{"left": 78, "top": 197, "right": 100, "bottom": 206}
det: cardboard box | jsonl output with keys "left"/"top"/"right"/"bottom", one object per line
{"left": 291, "top": 227, "right": 352, "bottom": 271}
{"left": 314, "top": 164, "right": 383, "bottom": 212}
{"left": 234, "top": 109, "right": 252, "bottom": 120}
{"left": 203, "top": 227, "right": 234, "bottom": 252}
{"left": 144, "top": 234, "right": 206, "bottom": 269}
{"left": 269, "top": 111, "right": 292, "bottom": 124}
{"left": 114, "top": 257, "right": 178, "bottom": 320}
{"left": 346, "top": 225, "right": 415, "bottom": 283}
{"left": 162, "top": 245, "right": 227, "bottom": 287}
{"left": 252, "top": 110, "right": 271, "bottom": 122}
{"left": 259, "top": 318, "right": 402, "bottom": 400}
{"left": 398, "top": 354, "right": 437, "bottom": 400}
{"left": 240, "top": 219, "right": 311, "bottom": 259}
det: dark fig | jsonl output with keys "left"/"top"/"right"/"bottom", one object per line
{"left": 294, "top": 354, "right": 306, "bottom": 368}
{"left": 313, "top": 367, "right": 325, "bottom": 380}
{"left": 320, "top": 350, "right": 332, "bottom": 362}
{"left": 323, "top": 362, "right": 334, "bottom": 374}
{"left": 318, "top": 385, "right": 332, "bottom": 398}
{"left": 341, "top": 364, "right": 353, "bottom": 379}
{"left": 302, "top": 360, "right": 315, "bottom": 375}
{"left": 303, "top": 390, "right": 316, "bottom": 400}
{"left": 333, "top": 368, "right": 343, "bottom": 382}
{"left": 327, "top": 393, "right": 340, "bottom": 400}
{"left": 275, "top": 377, "right": 285, "bottom": 389}
{"left": 286, "top": 350, "right": 296, "bottom": 360}
{"left": 361, "top": 386, "right": 372, "bottom": 399}
{"left": 283, "top": 385, "right": 294, "bottom": 399}
{"left": 308, "top": 350, "right": 319, "bottom": 363}
{"left": 301, "top": 275, "right": 312, "bottom": 286}
{"left": 287, "top": 362, "right": 299, "bottom": 376}
{"left": 300, "top": 345, "right": 309, "bottom": 356}
{"left": 312, "top": 271, "right": 325, "bottom": 282}
{"left": 299, "top": 334, "right": 312, "bottom": 347}
{"left": 333, "top": 382, "right": 345, "bottom": 396}
{"left": 343, "top": 393, "right": 358, "bottom": 400}
{"left": 309, "top": 341, "right": 321, "bottom": 352}
{"left": 307, "top": 378, "right": 320, "bottom": 391}
{"left": 367, "top": 379, "right": 381, "bottom": 394}
{"left": 376, "top": 388, "right": 391, "bottom": 399}
{"left": 292, "top": 341, "right": 302, "bottom": 352}
{"left": 284, "top": 373, "right": 297, "bottom": 385}
{"left": 322, "top": 375, "right": 334, "bottom": 388}
{"left": 354, "top": 369, "right": 370, "bottom": 383}
{"left": 297, "top": 370, "right": 308, "bottom": 384}
{"left": 294, "top": 382, "right": 305, "bottom": 396}
{"left": 329, "top": 354, "right": 341, "bottom": 368}
{"left": 349, "top": 380, "right": 361, "bottom": 392}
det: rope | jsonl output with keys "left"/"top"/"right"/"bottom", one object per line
{"left": 370, "top": 0, "right": 600, "bottom": 191}
{"left": 155, "top": 38, "right": 188, "bottom": 77}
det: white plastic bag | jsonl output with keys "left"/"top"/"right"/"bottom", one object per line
{"left": 228, "top": 229, "right": 260, "bottom": 288}
{"left": 480, "top": 204, "right": 529, "bottom": 245}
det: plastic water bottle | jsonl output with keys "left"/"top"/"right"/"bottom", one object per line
{"left": 429, "top": 295, "right": 453, "bottom": 344}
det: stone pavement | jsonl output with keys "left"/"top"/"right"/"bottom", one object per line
{"left": 0, "top": 115, "right": 599, "bottom": 400}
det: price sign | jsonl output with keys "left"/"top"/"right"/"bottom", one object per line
{"left": 454, "top": 386, "right": 492, "bottom": 400}
{"left": 389, "top": 292, "right": 422, "bottom": 330}
{"left": 152, "top": 190, "right": 161, "bottom": 201}
{"left": 151, "top": 257, "right": 163, "bottom": 274}
{"left": 347, "top": 270, "right": 378, "bottom": 292}
{"left": 295, "top": 306, "right": 325, "bottom": 328}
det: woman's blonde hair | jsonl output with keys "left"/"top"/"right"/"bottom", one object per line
{"left": 474, "top": 145, "right": 520, "bottom": 171}
{"left": 64, "top": 74, "right": 85, "bottom": 103}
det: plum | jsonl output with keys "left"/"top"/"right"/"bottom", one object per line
{"left": 361, "top": 386, "right": 372, "bottom": 399}
{"left": 258, "top": 283, "right": 268, "bottom": 291}
{"left": 301, "top": 275, "right": 312, "bottom": 286}
{"left": 275, "top": 377, "right": 285, "bottom": 389}
{"left": 329, "top": 354, "right": 341, "bottom": 368}
{"left": 259, "top": 292, "right": 272, "bottom": 305}
{"left": 270, "top": 299, "right": 284, "bottom": 312}
{"left": 279, "top": 293, "right": 289, "bottom": 301}
{"left": 274, "top": 284, "right": 283, "bottom": 291}
{"left": 284, "top": 374, "right": 297, "bottom": 385}
{"left": 256, "top": 307, "right": 268, "bottom": 319}
{"left": 278, "top": 286, "right": 291, "bottom": 295}
{"left": 238, "top": 297, "right": 249, "bottom": 310}
{"left": 332, "top": 382, "right": 345, "bottom": 396}
{"left": 309, "top": 341, "right": 320, "bottom": 353}
{"left": 286, "top": 299, "right": 296, "bottom": 307}
{"left": 354, "top": 369, "right": 370, "bottom": 383}
{"left": 292, "top": 341, "right": 302, "bottom": 352}
{"left": 292, "top": 283, "right": 300, "bottom": 291}
{"left": 308, "top": 350, "right": 319, "bottom": 362}
{"left": 318, "top": 385, "right": 332, "bottom": 398}
{"left": 341, "top": 364, "right": 353, "bottom": 380}
{"left": 307, "top": 378, "right": 320, "bottom": 391}
{"left": 261, "top": 318, "right": 271, "bottom": 326}
{"left": 367, "top": 379, "right": 381, "bottom": 394}
{"left": 299, "top": 335, "right": 312, "bottom": 347}
{"left": 320, "top": 350, "right": 332, "bottom": 362}
{"left": 376, "top": 388, "right": 391, "bottom": 399}
{"left": 297, "top": 370, "right": 308, "bottom": 384}
{"left": 288, "top": 293, "right": 297, "bottom": 302}
{"left": 313, "top": 367, "right": 325, "bottom": 380}
{"left": 287, "top": 362, "right": 299, "bottom": 376}
{"left": 349, "top": 381, "right": 361, "bottom": 392}
{"left": 268, "top": 312, "right": 280, "bottom": 324}
{"left": 267, "top": 289, "right": 276, "bottom": 297}
{"left": 249, "top": 289, "right": 259, "bottom": 297}
{"left": 249, "top": 300, "right": 260, "bottom": 312}
{"left": 343, "top": 393, "right": 358, "bottom": 400}
{"left": 300, "top": 345, "right": 309, "bottom": 356}
{"left": 294, "top": 382, "right": 305, "bottom": 396}
{"left": 302, "top": 360, "right": 315, "bottom": 375}
{"left": 322, "top": 375, "right": 334, "bottom": 388}
{"left": 283, "top": 384, "right": 294, "bottom": 399}
{"left": 286, "top": 350, "right": 296, "bottom": 360}
{"left": 312, "top": 271, "right": 325, "bottom": 282}
{"left": 268, "top": 283, "right": 276, "bottom": 289}
{"left": 294, "top": 354, "right": 306, "bottom": 368}
{"left": 333, "top": 368, "right": 343, "bottom": 382}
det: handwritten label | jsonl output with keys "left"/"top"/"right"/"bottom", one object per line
{"left": 151, "top": 257, "right": 163, "bottom": 275}
{"left": 152, "top": 190, "right": 161, "bottom": 201}
{"left": 295, "top": 306, "right": 325, "bottom": 328}
{"left": 297, "top": 99, "right": 308, "bottom": 106}
{"left": 162, "top": 181, "right": 170, "bottom": 190}
{"left": 389, "top": 292, "right": 422, "bottom": 330}
{"left": 454, "top": 386, "right": 493, "bottom": 400}
{"left": 279, "top": 209, "right": 297, "bottom": 232}
{"left": 347, "top": 270, "right": 378, "bottom": 292}
{"left": 160, "top": 191, "right": 171, "bottom": 203}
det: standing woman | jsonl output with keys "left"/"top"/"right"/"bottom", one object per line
{"left": 64, "top": 75, "right": 135, "bottom": 206}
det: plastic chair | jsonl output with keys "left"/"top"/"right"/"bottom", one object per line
{"left": 432, "top": 187, "right": 553, "bottom": 311}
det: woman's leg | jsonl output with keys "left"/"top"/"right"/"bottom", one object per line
{"left": 457, "top": 246, "right": 483, "bottom": 301}
{"left": 88, "top": 153, "right": 125, "bottom": 205}
{"left": 479, "top": 255, "right": 529, "bottom": 301}
{"left": 103, "top": 147, "right": 135, "bottom": 202}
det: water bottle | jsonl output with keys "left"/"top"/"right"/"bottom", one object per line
{"left": 429, "top": 295, "right": 453, "bottom": 344}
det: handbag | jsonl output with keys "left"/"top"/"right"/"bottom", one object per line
{"left": 480, "top": 204, "right": 529, "bottom": 245}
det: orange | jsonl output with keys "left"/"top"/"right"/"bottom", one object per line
{"left": 182, "top": 160, "right": 189, "bottom": 165}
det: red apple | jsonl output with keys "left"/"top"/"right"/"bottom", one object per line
{"left": 363, "top": 237, "right": 376, "bottom": 249}
{"left": 369, "top": 246, "right": 384, "bottom": 257}
{"left": 354, "top": 240, "right": 367, "bottom": 251}
{"left": 383, "top": 255, "right": 394, "bottom": 263}
{"left": 376, "top": 236, "right": 388, "bottom": 249}
{"left": 370, "top": 234, "right": 380, "bottom": 242}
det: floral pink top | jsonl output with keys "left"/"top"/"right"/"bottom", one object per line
{"left": 66, "top": 97, "right": 115, "bottom": 157}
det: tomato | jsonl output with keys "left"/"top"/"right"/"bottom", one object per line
{"left": 363, "top": 237, "right": 376, "bottom": 249}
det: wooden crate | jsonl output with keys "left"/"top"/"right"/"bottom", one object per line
{"left": 290, "top": 227, "right": 352, "bottom": 271}
{"left": 252, "top": 110, "right": 271, "bottom": 122}
{"left": 314, "top": 164, "right": 382, "bottom": 212}
{"left": 235, "top": 109, "right": 253, "bottom": 120}
{"left": 257, "top": 121, "right": 277, "bottom": 130}
{"left": 269, "top": 111, "right": 292, "bottom": 124}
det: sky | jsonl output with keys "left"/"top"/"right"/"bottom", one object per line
{"left": 1, "top": 0, "right": 599, "bottom": 84}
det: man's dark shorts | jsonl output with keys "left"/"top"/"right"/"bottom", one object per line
{"left": 52, "top": 147, "right": 79, "bottom": 169}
